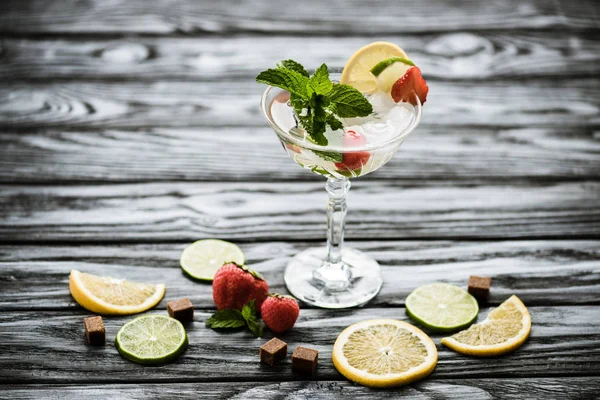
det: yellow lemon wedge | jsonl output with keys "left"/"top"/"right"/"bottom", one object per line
{"left": 340, "top": 41, "right": 409, "bottom": 94}
{"left": 332, "top": 319, "right": 437, "bottom": 388}
{"left": 441, "top": 295, "right": 531, "bottom": 356}
{"left": 69, "top": 270, "right": 166, "bottom": 315}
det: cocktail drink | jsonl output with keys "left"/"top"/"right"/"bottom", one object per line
{"left": 258, "top": 42, "right": 428, "bottom": 308}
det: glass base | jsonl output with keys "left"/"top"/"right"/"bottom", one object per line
{"left": 284, "top": 247, "right": 383, "bottom": 309}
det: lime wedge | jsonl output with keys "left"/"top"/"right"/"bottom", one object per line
{"left": 116, "top": 315, "right": 188, "bottom": 365}
{"left": 180, "top": 239, "right": 245, "bottom": 281}
{"left": 405, "top": 283, "right": 479, "bottom": 332}
{"left": 370, "top": 57, "right": 415, "bottom": 77}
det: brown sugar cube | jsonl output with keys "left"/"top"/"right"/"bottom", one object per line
{"left": 167, "top": 298, "right": 194, "bottom": 322}
{"left": 292, "top": 346, "right": 318, "bottom": 374}
{"left": 83, "top": 316, "right": 105, "bottom": 346}
{"left": 468, "top": 276, "right": 492, "bottom": 301}
{"left": 260, "top": 338, "right": 287, "bottom": 366}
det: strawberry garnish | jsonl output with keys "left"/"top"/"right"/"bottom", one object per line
{"left": 334, "top": 130, "right": 370, "bottom": 171}
{"left": 390, "top": 66, "right": 428, "bottom": 105}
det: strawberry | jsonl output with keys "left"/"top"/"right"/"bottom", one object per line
{"left": 391, "top": 66, "right": 428, "bottom": 105}
{"left": 285, "top": 142, "right": 302, "bottom": 154}
{"left": 334, "top": 130, "right": 370, "bottom": 171}
{"left": 212, "top": 263, "right": 269, "bottom": 312}
{"left": 260, "top": 293, "right": 300, "bottom": 333}
{"left": 274, "top": 91, "right": 291, "bottom": 103}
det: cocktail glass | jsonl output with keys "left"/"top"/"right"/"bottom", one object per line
{"left": 260, "top": 73, "right": 422, "bottom": 308}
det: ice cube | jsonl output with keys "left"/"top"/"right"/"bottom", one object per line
{"left": 368, "top": 91, "right": 396, "bottom": 115}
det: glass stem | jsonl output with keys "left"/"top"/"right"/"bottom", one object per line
{"left": 326, "top": 177, "right": 351, "bottom": 264}
{"left": 313, "top": 177, "right": 352, "bottom": 291}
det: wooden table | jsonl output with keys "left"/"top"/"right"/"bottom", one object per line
{"left": 1, "top": 1, "right": 599, "bottom": 398}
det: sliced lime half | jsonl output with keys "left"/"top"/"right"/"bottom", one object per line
{"left": 370, "top": 57, "right": 415, "bottom": 77}
{"left": 180, "top": 239, "right": 245, "bottom": 281}
{"left": 116, "top": 315, "right": 188, "bottom": 365}
{"left": 405, "top": 283, "right": 479, "bottom": 332}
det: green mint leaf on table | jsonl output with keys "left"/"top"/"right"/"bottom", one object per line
{"left": 328, "top": 84, "right": 373, "bottom": 118}
{"left": 241, "top": 299, "right": 256, "bottom": 321}
{"left": 256, "top": 68, "right": 309, "bottom": 98}
{"left": 206, "top": 309, "right": 246, "bottom": 329}
{"left": 278, "top": 59, "right": 309, "bottom": 77}
{"left": 207, "top": 300, "right": 264, "bottom": 337}
{"left": 246, "top": 315, "right": 264, "bottom": 338}
{"left": 241, "top": 300, "right": 263, "bottom": 338}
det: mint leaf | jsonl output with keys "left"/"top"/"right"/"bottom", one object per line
{"left": 278, "top": 59, "right": 309, "bottom": 77}
{"left": 309, "top": 105, "right": 327, "bottom": 145}
{"left": 241, "top": 299, "right": 256, "bottom": 321}
{"left": 256, "top": 68, "right": 309, "bottom": 98}
{"left": 241, "top": 300, "right": 263, "bottom": 338}
{"left": 246, "top": 316, "right": 264, "bottom": 338}
{"left": 328, "top": 84, "right": 373, "bottom": 117}
{"left": 309, "top": 64, "right": 333, "bottom": 95}
{"left": 207, "top": 300, "right": 263, "bottom": 337}
{"left": 206, "top": 309, "right": 246, "bottom": 329}
{"left": 326, "top": 114, "right": 344, "bottom": 131}
{"left": 257, "top": 60, "right": 376, "bottom": 147}
{"left": 312, "top": 149, "right": 342, "bottom": 163}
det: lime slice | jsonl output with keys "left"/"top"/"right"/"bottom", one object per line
{"left": 405, "top": 283, "right": 479, "bottom": 332}
{"left": 116, "top": 315, "right": 188, "bottom": 365}
{"left": 370, "top": 57, "right": 415, "bottom": 77}
{"left": 180, "top": 239, "right": 245, "bottom": 281}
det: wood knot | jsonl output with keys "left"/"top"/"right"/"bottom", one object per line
{"left": 426, "top": 33, "right": 492, "bottom": 57}
{"left": 99, "top": 43, "right": 151, "bottom": 64}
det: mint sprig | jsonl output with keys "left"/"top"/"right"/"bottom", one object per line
{"left": 256, "top": 60, "right": 373, "bottom": 145}
{"left": 278, "top": 59, "right": 309, "bottom": 77}
{"left": 206, "top": 299, "right": 264, "bottom": 337}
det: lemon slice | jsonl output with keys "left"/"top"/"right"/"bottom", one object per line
{"left": 441, "top": 295, "right": 531, "bottom": 356}
{"left": 340, "top": 42, "right": 408, "bottom": 94}
{"left": 332, "top": 319, "right": 437, "bottom": 388}
{"left": 69, "top": 270, "right": 166, "bottom": 315}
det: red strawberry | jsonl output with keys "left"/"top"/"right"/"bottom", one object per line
{"left": 261, "top": 293, "right": 300, "bottom": 333}
{"left": 334, "top": 130, "right": 370, "bottom": 171}
{"left": 285, "top": 142, "right": 302, "bottom": 154}
{"left": 212, "top": 263, "right": 269, "bottom": 312}
{"left": 274, "top": 91, "right": 291, "bottom": 103}
{"left": 391, "top": 66, "right": 428, "bottom": 105}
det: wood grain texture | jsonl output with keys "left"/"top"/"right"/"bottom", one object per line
{"left": 1, "top": 241, "right": 598, "bottom": 310}
{"left": 1, "top": 306, "right": 598, "bottom": 383}
{"left": 1, "top": 32, "right": 599, "bottom": 80}
{"left": 1, "top": 181, "right": 599, "bottom": 242}
{"left": 0, "top": 79, "right": 598, "bottom": 130}
{"left": 1, "top": 126, "right": 598, "bottom": 183}
{"left": 4, "top": 378, "right": 599, "bottom": 399}
{"left": 0, "top": 0, "right": 598, "bottom": 34}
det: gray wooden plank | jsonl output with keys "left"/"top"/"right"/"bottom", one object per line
{"left": 1, "top": 126, "right": 598, "bottom": 183}
{"left": 1, "top": 32, "right": 599, "bottom": 81}
{"left": 4, "top": 378, "right": 599, "bottom": 399}
{"left": 0, "top": 79, "right": 598, "bottom": 129}
{"left": 1, "top": 241, "right": 598, "bottom": 310}
{"left": 0, "top": 306, "right": 598, "bottom": 383}
{"left": 0, "top": 0, "right": 598, "bottom": 34}
{"left": 1, "top": 181, "right": 598, "bottom": 242}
